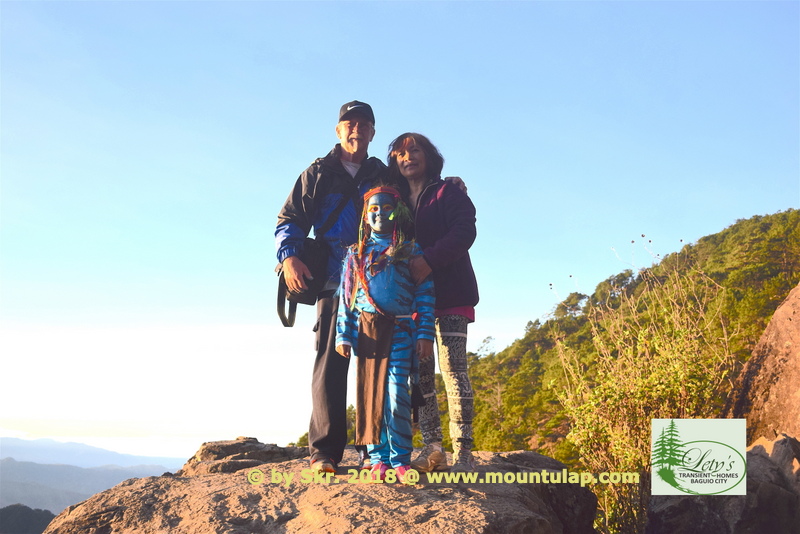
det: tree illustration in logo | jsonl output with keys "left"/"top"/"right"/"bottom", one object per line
{"left": 652, "top": 420, "right": 696, "bottom": 493}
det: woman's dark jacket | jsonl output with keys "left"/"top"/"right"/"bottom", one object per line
{"left": 413, "top": 177, "right": 479, "bottom": 310}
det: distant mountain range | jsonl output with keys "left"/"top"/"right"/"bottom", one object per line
{"left": 0, "top": 437, "right": 184, "bottom": 470}
{"left": 0, "top": 438, "right": 186, "bottom": 514}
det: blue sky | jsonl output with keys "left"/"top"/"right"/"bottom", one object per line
{"left": 1, "top": 0, "right": 797, "bottom": 458}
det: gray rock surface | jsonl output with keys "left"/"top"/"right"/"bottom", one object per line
{"left": 178, "top": 437, "right": 309, "bottom": 476}
{"left": 727, "top": 283, "right": 800, "bottom": 442}
{"left": 646, "top": 434, "right": 800, "bottom": 534}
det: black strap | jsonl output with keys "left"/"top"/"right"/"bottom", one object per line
{"left": 277, "top": 273, "right": 297, "bottom": 327}
{"left": 276, "top": 181, "right": 359, "bottom": 327}
{"left": 315, "top": 181, "right": 359, "bottom": 241}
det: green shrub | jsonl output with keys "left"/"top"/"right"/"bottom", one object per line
{"left": 557, "top": 267, "right": 737, "bottom": 534}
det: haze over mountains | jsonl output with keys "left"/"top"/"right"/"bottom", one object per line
{"left": 0, "top": 438, "right": 184, "bottom": 514}
{"left": 0, "top": 438, "right": 184, "bottom": 469}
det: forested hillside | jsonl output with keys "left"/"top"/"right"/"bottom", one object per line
{"left": 456, "top": 209, "right": 799, "bottom": 533}
{"left": 310, "top": 210, "right": 797, "bottom": 533}
{"left": 433, "top": 210, "right": 800, "bottom": 461}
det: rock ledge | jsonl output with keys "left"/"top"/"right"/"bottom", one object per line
{"left": 44, "top": 438, "right": 598, "bottom": 534}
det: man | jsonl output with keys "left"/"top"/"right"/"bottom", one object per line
{"left": 275, "top": 101, "right": 387, "bottom": 473}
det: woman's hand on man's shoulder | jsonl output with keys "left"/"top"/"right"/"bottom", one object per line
{"left": 444, "top": 176, "right": 467, "bottom": 194}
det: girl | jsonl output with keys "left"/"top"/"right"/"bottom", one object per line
{"left": 336, "top": 185, "right": 435, "bottom": 483}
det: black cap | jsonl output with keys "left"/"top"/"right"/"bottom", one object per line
{"left": 339, "top": 101, "right": 375, "bottom": 124}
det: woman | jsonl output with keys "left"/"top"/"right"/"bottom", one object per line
{"left": 387, "top": 133, "right": 480, "bottom": 472}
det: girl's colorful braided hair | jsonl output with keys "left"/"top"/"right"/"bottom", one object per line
{"left": 343, "top": 185, "right": 414, "bottom": 311}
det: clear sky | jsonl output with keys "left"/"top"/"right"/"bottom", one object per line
{"left": 1, "top": 0, "right": 797, "bottom": 459}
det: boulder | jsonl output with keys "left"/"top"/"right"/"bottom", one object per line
{"left": 43, "top": 438, "right": 597, "bottom": 534}
{"left": 178, "top": 436, "right": 309, "bottom": 476}
{"left": 727, "top": 283, "right": 800, "bottom": 443}
{"left": 646, "top": 434, "right": 800, "bottom": 534}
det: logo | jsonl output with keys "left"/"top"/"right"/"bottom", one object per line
{"left": 651, "top": 419, "right": 747, "bottom": 495}
{"left": 347, "top": 104, "right": 363, "bottom": 111}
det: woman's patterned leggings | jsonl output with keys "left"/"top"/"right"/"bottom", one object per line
{"left": 417, "top": 314, "right": 474, "bottom": 452}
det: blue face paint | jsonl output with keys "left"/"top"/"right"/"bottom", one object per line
{"left": 366, "top": 193, "right": 396, "bottom": 235}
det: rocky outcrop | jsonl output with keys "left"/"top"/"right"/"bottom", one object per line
{"left": 178, "top": 437, "right": 309, "bottom": 476}
{"left": 727, "top": 283, "right": 800, "bottom": 443}
{"left": 44, "top": 437, "right": 597, "bottom": 534}
{"left": 646, "top": 434, "right": 800, "bottom": 534}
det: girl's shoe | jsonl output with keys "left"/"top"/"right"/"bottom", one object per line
{"left": 370, "top": 461, "right": 389, "bottom": 481}
{"left": 395, "top": 465, "right": 417, "bottom": 484}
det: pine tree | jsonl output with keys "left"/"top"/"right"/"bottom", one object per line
{"left": 652, "top": 420, "right": 685, "bottom": 472}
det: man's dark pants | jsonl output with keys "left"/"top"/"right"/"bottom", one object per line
{"left": 309, "top": 291, "right": 349, "bottom": 464}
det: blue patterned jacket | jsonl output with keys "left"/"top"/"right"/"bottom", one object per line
{"left": 336, "top": 235, "right": 436, "bottom": 352}
{"left": 275, "top": 145, "right": 387, "bottom": 287}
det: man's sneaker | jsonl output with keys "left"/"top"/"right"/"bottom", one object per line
{"left": 395, "top": 465, "right": 418, "bottom": 485}
{"left": 410, "top": 442, "right": 447, "bottom": 473}
{"left": 310, "top": 458, "right": 337, "bottom": 473}
{"left": 370, "top": 461, "right": 389, "bottom": 481}
{"left": 450, "top": 450, "right": 476, "bottom": 473}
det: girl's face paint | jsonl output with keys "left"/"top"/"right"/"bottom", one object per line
{"left": 365, "top": 192, "right": 396, "bottom": 235}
